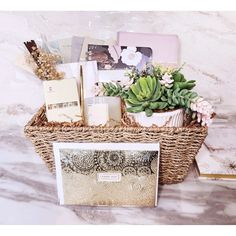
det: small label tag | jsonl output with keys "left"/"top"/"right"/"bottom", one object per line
{"left": 97, "top": 172, "right": 122, "bottom": 182}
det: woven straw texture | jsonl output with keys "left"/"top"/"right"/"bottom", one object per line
{"left": 24, "top": 106, "right": 208, "bottom": 184}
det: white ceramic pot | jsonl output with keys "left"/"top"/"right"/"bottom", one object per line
{"left": 128, "top": 109, "right": 184, "bottom": 127}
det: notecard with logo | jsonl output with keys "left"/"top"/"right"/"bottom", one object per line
{"left": 43, "top": 79, "right": 82, "bottom": 122}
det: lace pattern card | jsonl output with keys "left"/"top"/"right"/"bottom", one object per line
{"left": 53, "top": 143, "right": 160, "bottom": 207}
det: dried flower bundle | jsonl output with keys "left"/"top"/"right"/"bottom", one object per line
{"left": 24, "top": 40, "right": 64, "bottom": 81}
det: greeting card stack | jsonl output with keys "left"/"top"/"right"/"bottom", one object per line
{"left": 195, "top": 145, "right": 236, "bottom": 181}
{"left": 22, "top": 32, "right": 214, "bottom": 207}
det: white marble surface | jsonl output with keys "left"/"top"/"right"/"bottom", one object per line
{"left": 0, "top": 11, "right": 236, "bottom": 224}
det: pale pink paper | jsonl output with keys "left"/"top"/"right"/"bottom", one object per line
{"left": 117, "top": 31, "right": 180, "bottom": 66}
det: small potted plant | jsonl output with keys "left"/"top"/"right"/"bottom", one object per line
{"left": 94, "top": 64, "right": 214, "bottom": 127}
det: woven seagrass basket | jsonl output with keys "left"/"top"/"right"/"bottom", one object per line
{"left": 24, "top": 106, "right": 208, "bottom": 184}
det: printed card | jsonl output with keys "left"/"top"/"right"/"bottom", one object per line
{"left": 80, "top": 37, "right": 107, "bottom": 61}
{"left": 43, "top": 79, "right": 82, "bottom": 122}
{"left": 87, "top": 44, "right": 152, "bottom": 71}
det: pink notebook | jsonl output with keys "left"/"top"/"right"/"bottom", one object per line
{"left": 117, "top": 31, "right": 180, "bottom": 66}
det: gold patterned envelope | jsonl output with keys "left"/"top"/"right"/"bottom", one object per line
{"left": 53, "top": 143, "right": 160, "bottom": 207}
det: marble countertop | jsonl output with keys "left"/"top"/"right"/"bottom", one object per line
{"left": 0, "top": 123, "right": 236, "bottom": 225}
{"left": 0, "top": 11, "right": 236, "bottom": 225}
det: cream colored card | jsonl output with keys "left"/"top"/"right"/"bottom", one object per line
{"left": 97, "top": 69, "right": 129, "bottom": 83}
{"left": 56, "top": 62, "right": 81, "bottom": 91}
{"left": 84, "top": 97, "right": 121, "bottom": 127}
{"left": 43, "top": 79, "right": 81, "bottom": 122}
{"left": 56, "top": 61, "right": 98, "bottom": 99}
{"left": 53, "top": 142, "right": 160, "bottom": 207}
{"left": 80, "top": 61, "right": 99, "bottom": 99}
{"left": 87, "top": 103, "right": 109, "bottom": 126}
{"left": 57, "top": 38, "right": 73, "bottom": 63}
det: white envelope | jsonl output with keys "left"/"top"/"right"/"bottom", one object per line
{"left": 56, "top": 61, "right": 98, "bottom": 99}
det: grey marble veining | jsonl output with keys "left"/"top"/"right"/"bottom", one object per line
{"left": 0, "top": 11, "right": 236, "bottom": 224}
{"left": 0, "top": 124, "right": 236, "bottom": 224}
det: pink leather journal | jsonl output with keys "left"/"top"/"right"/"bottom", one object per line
{"left": 117, "top": 31, "right": 180, "bottom": 66}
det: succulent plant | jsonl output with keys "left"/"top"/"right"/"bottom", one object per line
{"left": 125, "top": 75, "right": 198, "bottom": 117}
{"left": 102, "top": 82, "right": 128, "bottom": 99}
{"left": 172, "top": 71, "right": 196, "bottom": 90}
{"left": 125, "top": 76, "right": 164, "bottom": 117}
{"left": 160, "top": 88, "right": 199, "bottom": 110}
{"left": 99, "top": 64, "right": 208, "bottom": 120}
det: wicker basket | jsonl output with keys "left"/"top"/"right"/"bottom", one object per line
{"left": 24, "top": 106, "right": 208, "bottom": 184}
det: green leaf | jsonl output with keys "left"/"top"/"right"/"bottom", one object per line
{"left": 161, "top": 96, "right": 167, "bottom": 102}
{"left": 185, "top": 83, "right": 195, "bottom": 90}
{"left": 189, "top": 92, "right": 198, "bottom": 99}
{"left": 142, "top": 101, "right": 150, "bottom": 109}
{"left": 139, "top": 77, "right": 150, "bottom": 96}
{"left": 172, "top": 72, "right": 182, "bottom": 82}
{"left": 185, "top": 92, "right": 192, "bottom": 99}
{"left": 126, "top": 98, "right": 142, "bottom": 106}
{"left": 146, "top": 76, "right": 155, "bottom": 94}
{"left": 180, "top": 74, "right": 186, "bottom": 82}
{"left": 186, "top": 100, "right": 191, "bottom": 108}
{"left": 187, "top": 80, "right": 196, "bottom": 83}
{"left": 172, "top": 95, "right": 179, "bottom": 105}
{"left": 126, "top": 105, "right": 144, "bottom": 113}
{"left": 174, "top": 81, "right": 195, "bottom": 90}
{"left": 173, "top": 87, "right": 180, "bottom": 96}
{"left": 149, "top": 102, "right": 159, "bottom": 109}
{"left": 151, "top": 79, "right": 162, "bottom": 101}
{"left": 166, "top": 89, "right": 172, "bottom": 98}
{"left": 180, "top": 97, "right": 185, "bottom": 106}
{"left": 127, "top": 90, "right": 141, "bottom": 103}
{"left": 180, "top": 89, "right": 189, "bottom": 96}
{"left": 130, "top": 84, "right": 141, "bottom": 97}
{"left": 158, "top": 102, "right": 168, "bottom": 109}
{"left": 145, "top": 108, "right": 153, "bottom": 117}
